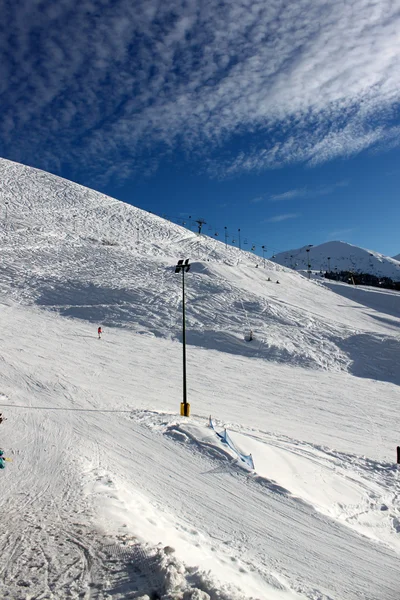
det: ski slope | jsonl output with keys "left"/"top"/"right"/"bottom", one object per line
{"left": 0, "top": 158, "right": 399, "bottom": 599}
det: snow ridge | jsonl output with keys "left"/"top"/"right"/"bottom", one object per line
{"left": 272, "top": 240, "right": 400, "bottom": 280}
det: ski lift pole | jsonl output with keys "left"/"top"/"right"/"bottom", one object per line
{"left": 182, "top": 266, "right": 187, "bottom": 412}
{"left": 306, "top": 247, "right": 311, "bottom": 279}
{"left": 175, "top": 259, "right": 191, "bottom": 416}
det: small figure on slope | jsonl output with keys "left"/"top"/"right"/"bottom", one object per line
{"left": 98, "top": 326, "right": 102, "bottom": 339}
{"left": 0, "top": 413, "right": 5, "bottom": 424}
{"left": 0, "top": 450, "right": 6, "bottom": 469}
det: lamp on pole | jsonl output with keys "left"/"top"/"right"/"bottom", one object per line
{"left": 175, "top": 259, "right": 191, "bottom": 417}
{"left": 224, "top": 226, "right": 228, "bottom": 248}
{"left": 306, "top": 247, "right": 311, "bottom": 279}
{"left": 238, "top": 228, "right": 241, "bottom": 250}
{"left": 261, "top": 245, "right": 266, "bottom": 268}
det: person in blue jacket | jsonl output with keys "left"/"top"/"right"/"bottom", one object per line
{"left": 0, "top": 450, "right": 5, "bottom": 469}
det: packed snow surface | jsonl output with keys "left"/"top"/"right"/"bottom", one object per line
{"left": 272, "top": 241, "right": 400, "bottom": 281}
{"left": 0, "top": 158, "right": 399, "bottom": 599}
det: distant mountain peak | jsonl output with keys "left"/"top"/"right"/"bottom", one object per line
{"left": 272, "top": 241, "right": 400, "bottom": 280}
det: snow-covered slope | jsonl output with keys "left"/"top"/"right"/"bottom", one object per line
{"left": 272, "top": 241, "right": 400, "bottom": 280}
{"left": 1, "top": 158, "right": 400, "bottom": 600}
{"left": 393, "top": 253, "right": 400, "bottom": 261}
{"left": 1, "top": 158, "right": 399, "bottom": 378}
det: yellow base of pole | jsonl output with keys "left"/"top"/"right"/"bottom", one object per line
{"left": 180, "top": 402, "right": 190, "bottom": 417}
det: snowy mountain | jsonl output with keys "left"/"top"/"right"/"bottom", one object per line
{"left": 1, "top": 158, "right": 400, "bottom": 600}
{"left": 393, "top": 253, "right": 400, "bottom": 261}
{"left": 272, "top": 240, "right": 400, "bottom": 280}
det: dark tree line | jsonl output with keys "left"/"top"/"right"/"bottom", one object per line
{"left": 324, "top": 270, "right": 400, "bottom": 291}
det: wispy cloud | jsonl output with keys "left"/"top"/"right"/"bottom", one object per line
{"left": 328, "top": 227, "right": 355, "bottom": 239}
{"left": 269, "top": 189, "right": 307, "bottom": 202}
{"left": 253, "top": 180, "right": 348, "bottom": 204}
{"left": 0, "top": 1, "right": 399, "bottom": 181}
{"left": 265, "top": 213, "right": 301, "bottom": 223}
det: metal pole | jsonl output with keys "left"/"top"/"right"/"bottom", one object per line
{"left": 182, "top": 268, "right": 187, "bottom": 410}
{"left": 224, "top": 226, "right": 228, "bottom": 247}
{"left": 238, "top": 228, "right": 241, "bottom": 250}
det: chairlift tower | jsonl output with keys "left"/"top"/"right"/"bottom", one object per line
{"left": 195, "top": 218, "right": 206, "bottom": 234}
{"left": 262, "top": 245, "right": 266, "bottom": 268}
{"left": 175, "top": 259, "right": 191, "bottom": 417}
{"left": 306, "top": 247, "right": 311, "bottom": 279}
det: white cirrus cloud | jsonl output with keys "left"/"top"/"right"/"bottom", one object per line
{"left": 0, "top": 1, "right": 399, "bottom": 181}
{"left": 269, "top": 189, "right": 307, "bottom": 202}
{"left": 328, "top": 227, "right": 356, "bottom": 239}
{"left": 253, "top": 180, "right": 348, "bottom": 203}
{"left": 264, "top": 213, "right": 301, "bottom": 223}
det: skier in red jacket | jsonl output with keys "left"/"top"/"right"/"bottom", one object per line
{"left": 98, "top": 326, "right": 102, "bottom": 339}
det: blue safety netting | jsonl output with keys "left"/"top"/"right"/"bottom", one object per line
{"left": 209, "top": 416, "right": 254, "bottom": 470}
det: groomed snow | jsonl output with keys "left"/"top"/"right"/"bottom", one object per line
{"left": 0, "top": 158, "right": 399, "bottom": 599}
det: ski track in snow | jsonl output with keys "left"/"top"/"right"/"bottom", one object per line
{"left": 0, "top": 158, "right": 399, "bottom": 599}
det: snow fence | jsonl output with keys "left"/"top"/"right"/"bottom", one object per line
{"left": 209, "top": 416, "right": 254, "bottom": 470}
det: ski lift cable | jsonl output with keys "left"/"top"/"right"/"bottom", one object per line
{"left": 146, "top": 210, "right": 290, "bottom": 255}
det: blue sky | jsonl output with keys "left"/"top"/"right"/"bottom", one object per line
{"left": 1, "top": 0, "right": 400, "bottom": 257}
